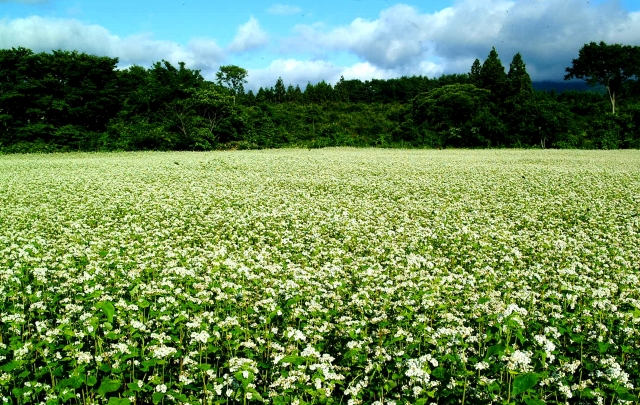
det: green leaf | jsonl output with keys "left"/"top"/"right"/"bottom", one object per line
{"left": 512, "top": 373, "right": 540, "bottom": 397}
{"left": 97, "top": 379, "right": 121, "bottom": 396}
{"left": 285, "top": 296, "right": 301, "bottom": 307}
{"left": 0, "top": 361, "right": 22, "bottom": 372}
{"left": 616, "top": 386, "right": 638, "bottom": 401}
{"left": 431, "top": 367, "right": 446, "bottom": 379}
{"left": 383, "top": 380, "right": 397, "bottom": 391}
{"left": 152, "top": 392, "right": 165, "bottom": 404}
{"left": 598, "top": 342, "right": 609, "bottom": 354}
{"left": 485, "top": 344, "right": 505, "bottom": 359}
{"left": 96, "top": 301, "right": 116, "bottom": 323}
{"left": 570, "top": 334, "right": 584, "bottom": 343}
{"left": 58, "top": 377, "right": 83, "bottom": 389}
{"left": 524, "top": 399, "right": 546, "bottom": 405}
{"left": 246, "top": 387, "right": 263, "bottom": 401}
{"left": 140, "top": 359, "right": 156, "bottom": 371}
{"left": 138, "top": 299, "right": 150, "bottom": 308}
{"left": 279, "top": 355, "right": 304, "bottom": 365}
{"left": 127, "top": 382, "right": 141, "bottom": 392}
{"left": 107, "top": 398, "right": 131, "bottom": 405}
{"left": 87, "top": 375, "right": 98, "bottom": 386}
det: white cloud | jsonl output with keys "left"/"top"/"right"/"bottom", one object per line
{"left": 248, "top": 59, "right": 339, "bottom": 90}
{"left": 228, "top": 16, "right": 269, "bottom": 53}
{"left": 267, "top": 3, "right": 302, "bottom": 16}
{"left": 286, "top": 0, "right": 640, "bottom": 81}
{"left": 289, "top": 5, "right": 435, "bottom": 72}
{"left": 0, "top": 16, "right": 225, "bottom": 76}
{"left": 246, "top": 59, "right": 408, "bottom": 91}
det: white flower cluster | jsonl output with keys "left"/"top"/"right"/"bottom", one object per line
{"left": 189, "top": 330, "right": 210, "bottom": 345}
{"left": 1, "top": 149, "right": 639, "bottom": 403}
{"left": 148, "top": 345, "right": 177, "bottom": 359}
{"left": 503, "top": 350, "right": 533, "bottom": 373}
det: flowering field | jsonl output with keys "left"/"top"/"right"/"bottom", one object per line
{"left": 0, "top": 149, "right": 639, "bottom": 405}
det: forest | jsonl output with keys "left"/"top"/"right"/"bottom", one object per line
{"left": 1, "top": 42, "right": 639, "bottom": 153}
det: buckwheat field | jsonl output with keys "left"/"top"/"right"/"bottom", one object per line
{"left": 1, "top": 149, "right": 639, "bottom": 405}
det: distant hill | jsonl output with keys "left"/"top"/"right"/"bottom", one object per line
{"left": 533, "top": 81, "right": 606, "bottom": 93}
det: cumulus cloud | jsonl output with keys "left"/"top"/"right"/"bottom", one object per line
{"left": 248, "top": 59, "right": 339, "bottom": 90}
{"left": 286, "top": 0, "right": 640, "bottom": 81}
{"left": 267, "top": 3, "right": 302, "bottom": 15}
{"left": 288, "top": 5, "right": 439, "bottom": 72}
{"left": 246, "top": 59, "right": 409, "bottom": 91}
{"left": 228, "top": 16, "right": 269, "bottom": 53}
{"left": 0, "top": 16, "right": 224, "bottom": 76}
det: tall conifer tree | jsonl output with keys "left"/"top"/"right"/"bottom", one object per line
{"left": 479, "top": 47, "right": 508, "bottom": 101}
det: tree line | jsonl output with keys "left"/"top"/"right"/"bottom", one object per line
{"left": 1, "top": 42, "right": 639, "bottom": 153}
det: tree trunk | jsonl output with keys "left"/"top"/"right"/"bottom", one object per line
{"left": 606, "top": 86, "right": 616, "bottom": 115}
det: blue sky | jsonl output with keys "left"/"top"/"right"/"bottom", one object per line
{"left": 2, "top": 0, "right": 640, "bottom": 90}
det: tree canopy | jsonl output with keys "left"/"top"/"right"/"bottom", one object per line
{"left": 215, "top": 65, "right": 248, "bottom": 95}
{"left": 565, "top": 41, "right": 640, "bottom": 114}
{"left": 1, "top": 43, "right": 640, "bottom": 153}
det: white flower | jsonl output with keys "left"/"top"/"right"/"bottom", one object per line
{"left": 76, "top": 352, "right": 93, "bottom": 365}
{"left": 155, "top": 384, "right": 167, "bottom": 393}
{"left": 190, "top": 330, "right": 210, "bottom": 345}
{"left": 504, "top": 350, "right": 533, "bottom": 372}
{"left": 558, "top": 383, "right": 572, "bottom": 398}
{"left": 150, "top": 345, "right": 177, "bottom": 359}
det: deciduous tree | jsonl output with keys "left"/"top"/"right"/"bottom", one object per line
{"left": 565, "top": 41, "right": 640, "bottom": 114}
{"left": 215, "top": 65, "right": 248, "bottom": 95}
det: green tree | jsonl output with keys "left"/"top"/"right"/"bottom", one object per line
{"left": 502, "top": 53, "right": 535, "bottom": 146}
{"left": 507, "top": 52, "right": 533, "bottom": 99}
{"left": 274, "top": 77, "right": 286, "bottom": 103}
{"left": 0, "top": 47, "right": 120, "bottom": 150}
{"left": 469, "top": 58, "right": 482, "bottom": 86}
{"left": 565, "top": 41, "right": 640, "bottom": 114}
{"left": 413, "top": 84, "right": 502, "bottom": 147}
{"left": 479, "top": 47, "right": 508, "bottom": 102}
{"left": 107, "top": 60, "right": 204, "bottom": 150}
{"left": 215, "top": 65, "right": 248, "bottom": 96}
{"left": 285, "top": 84, "right": 302, "bottom": 103}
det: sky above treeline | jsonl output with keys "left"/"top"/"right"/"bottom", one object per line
{"left": 1, "top": 0, "right": 640, "bottom": 91}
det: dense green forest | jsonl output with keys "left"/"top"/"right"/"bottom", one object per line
{"left": 1, "top": 42, "right": 639, "bottom": 152}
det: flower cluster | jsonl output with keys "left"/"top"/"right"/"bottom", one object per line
{"left": 0, "top": 149, "right": 639, "bottom": 404}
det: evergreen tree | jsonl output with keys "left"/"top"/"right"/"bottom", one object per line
{"left": 274, "top": 77, "right": 286, "bottom": 103}
{"left": 507, "top": 53, "right": 533, "bottom": 98}
{"left": 286, "top": 84, "right": 302, "bottom": 103}
{"left": 479, "top": 47, "right": 508, "bottom": 102}
{"left": 469, "top": 58, "right": 482, "bottom": 86}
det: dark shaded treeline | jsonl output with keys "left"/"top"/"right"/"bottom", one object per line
{"left": 1, "top": 44, "right": 639, "bottom": 153}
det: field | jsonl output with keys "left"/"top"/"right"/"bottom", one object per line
{"left": 0, "top": 148, "right": 639, "bottom": 405}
